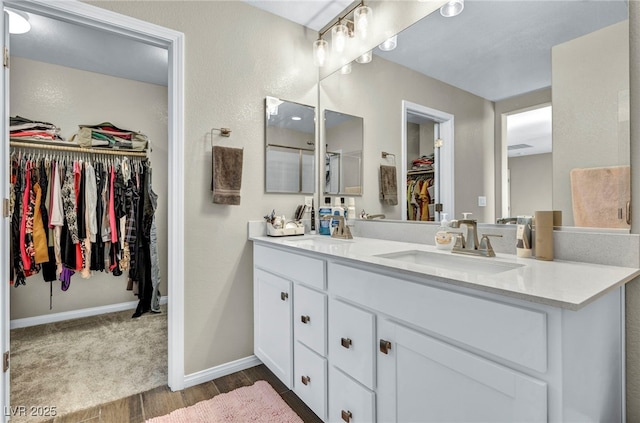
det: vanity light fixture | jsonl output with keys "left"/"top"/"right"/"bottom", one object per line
{"left": 440, "top": 0, "right": 464, "bottom": 17}
{"left": 6, "top": 8, "right": 30, "bottom": 34}
{"left": 312, "top": 0, "right": 372, "bottom": 67}
{"left": 378, "top": 35, "right": 397, "bottom": 52}
{"left": 355, "top": 50, "right": 372, "bottom": 64}
{"left": 340, "top": 62, "right": 352, "bottom": 75}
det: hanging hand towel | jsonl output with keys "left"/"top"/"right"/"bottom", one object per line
{"left": 379, "top": 165, "right": 398, "bottom": 206}
{"left": 212, "top": 146, "right": 243, "bottom": 205}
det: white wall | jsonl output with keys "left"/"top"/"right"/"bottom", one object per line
{"left": 508, "top": 153, "right": 552, "bottom": 218}
{"left": 9, "top": 57, "right": 168, "bottom": 320}
{"left": 88, "top": 0, "right": 318, "bottom": 375}
{"left": 552, "top": 21, "right": 630, "bottom": 226}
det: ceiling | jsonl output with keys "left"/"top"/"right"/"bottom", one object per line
{"left": 7, "top": 1, "right": 629, "bottom": 156}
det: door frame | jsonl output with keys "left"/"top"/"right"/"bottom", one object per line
{"left": 0, "top": 1, "right": 186, "bottom": 418}
{"left": 401, "top": 100, "right": 455, "bottom": 221}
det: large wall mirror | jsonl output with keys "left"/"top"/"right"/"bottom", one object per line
{"left": 319, "top": 1, "right": 630, "bottom": 231}
{"left": 324, "top": 110, "right": 363, "bottom": 195}
{"left": 265, "top": 96, "right": 315, "bottom": 194}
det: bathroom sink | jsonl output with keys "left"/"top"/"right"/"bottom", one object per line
{"left": 374, "top": 250, "right": 523, "bottom": 275}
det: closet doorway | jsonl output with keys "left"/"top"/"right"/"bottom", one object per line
{"left": 401, "top": 101, "right": 455, "bottom": 222}
{"left": 0, "top": 2, "right": 185, "bottom": 421}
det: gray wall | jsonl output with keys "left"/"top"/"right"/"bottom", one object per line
{"left": 508, "top": 153, "right": 552, "bottom": 218}
{"left": 552, "top": 21, "right": 630, "bottom": 226}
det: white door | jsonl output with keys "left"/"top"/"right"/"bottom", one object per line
{"left": 0, "top": 4, "right": 9, "bottom": 421}
{"left": 377, "top": 319, "right": 547, "bottom": 423}
{"left": 254, "top": 268, "right": 292, "bottom": 388}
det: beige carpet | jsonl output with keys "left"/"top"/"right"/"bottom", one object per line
{"left": 10, "top": 306, "right": 167, "bottom": 422}
{"left": 147, "top": 381, "right": 303, "bottom": 423}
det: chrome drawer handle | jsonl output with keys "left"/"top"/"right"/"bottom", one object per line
{"left": 301, "top": 375, "right": 311, "bottom": 385}
{"left": 341, "top": 337, "right": 352, "bottom": 349}
{"left": 341, "top": 410, "right": 352, "bottom": 422}
{"left": 280, "top": 292, "right": 288, "bottom": 301}
{"left": 301, "top": 315, "right": 310, "bottom": 324}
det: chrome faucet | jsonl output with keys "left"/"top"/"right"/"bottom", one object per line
{"left": 322, "top": 215, "right": 353, "bottom": 239}
{"left": 360, "top": 210, "right": 386, "bottom": 220}
{"left": 449, "top": 213, "right": 502, "bottom": 257}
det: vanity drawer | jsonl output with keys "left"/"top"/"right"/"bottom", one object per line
{"left": 328, "top": 365, "right": 375, "bottom": 423}
{"left": 329, "top": 263, "right": 547, "bottom": 373}
{"left": 329, "top": 298, "right": 375, "bottom": 389}
{"left": 294, "top": 342, "right": 327, "bottom": 421}
{"left": 294, "top": 284, "right": 327, "bottom": 355}
{"left": 254, "top": 244, "right": 325, "bottom": 289}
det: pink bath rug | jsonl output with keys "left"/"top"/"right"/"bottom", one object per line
{"left": 146, "top": 380, "right": 303, "bottom": 423}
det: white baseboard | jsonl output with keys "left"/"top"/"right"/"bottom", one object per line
{"left": 10, "top": 296, "right": 169, "bottom": 330}
{"left": 182, "top": 355, "right": 262, "bottom": 389}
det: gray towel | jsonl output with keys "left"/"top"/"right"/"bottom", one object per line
{"left": 379, "top": 165, "right": 398, "bottom": 206}
{"left": 212, "top": 146, "right": 243, "bottom": 205}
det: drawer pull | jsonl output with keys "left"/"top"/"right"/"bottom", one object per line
{"left": 380, "top": 339, "right": 392, "bottom": 354}
{"left": 341, "top": 410, "right": 353, "bottom": 422}
{"left": 301, "top": 375, "right": 311, "bottom": 385}
{"left": 301, "top": 315, "right": 311, "bottom": 324}
{"left": 341, "top": 337, "right": 352, "bottom": 349}
{"left": 280, "top": 292, "right": 288, "bottom": 301}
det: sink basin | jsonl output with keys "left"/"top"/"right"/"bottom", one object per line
{"left": 374, "top": 250, "right": 523, "bottom": 275}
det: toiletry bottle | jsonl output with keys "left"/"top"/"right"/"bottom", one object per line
{"left": 347, "top": 198, "right": 356, "bottom": 226}
{"left": 516, "top": 216, "right": 533, "bottom": 258}
{"left": 319, "top": 197, "right": 332, "bottom": 235}
{"left": 310, "top": 199, "right": 316, "bottom": 235}
{"left": 434, "top": 212, "right": 454, "bottom": 250}
{"left": 332, "top": 197, "right": 344, "bottom": 230}
{"left": 340, "top": 197, "right": 347, "bottom": 221}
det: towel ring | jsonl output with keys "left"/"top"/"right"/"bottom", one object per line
{"left": 381, "top": 151, "right": 396, "bottom": 164}
{"left": 211, "top": 127, "right": 231, "bottom": 146}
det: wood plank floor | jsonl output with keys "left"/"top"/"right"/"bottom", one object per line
{"left": 41, "top": 364, "right": 322, "bottom": 423}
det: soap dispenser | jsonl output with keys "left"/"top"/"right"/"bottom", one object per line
{"left": 434, "top": 213, "right": 454, "bottom": 250}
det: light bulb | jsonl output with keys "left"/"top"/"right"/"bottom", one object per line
{"left": 332, "top": 22, "right": 349, "bottom": 53}
{"left": 440, "top": 0, "right": 464, "bottom": 17}
{"left": 340, "top": 63, "right": 352, "bottom": 75}
{"left": 355, "top": 51, "right": 372, "bottom": 64}
{"left": 354, "top": 4, "right": 372, "bottom": 40}
{"left": 313, "top": 39, "right": 328, "bottom": 67}
{"left": 378, "top": 35, "right": 397, "bottom": 52}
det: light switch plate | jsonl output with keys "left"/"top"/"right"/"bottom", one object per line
{"left": 478, "top": 196, "right": 487, "bottom": 207}
{"left": 304, "top": 196, "right": 313, "bottom": 208}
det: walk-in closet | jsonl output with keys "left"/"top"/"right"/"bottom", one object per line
{"left": 5, "top": 8, "right": 169, "bottom": 421}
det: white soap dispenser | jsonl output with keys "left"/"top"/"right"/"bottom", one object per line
{"left": 434, "top": 213, "right": 454, "bottom": 250}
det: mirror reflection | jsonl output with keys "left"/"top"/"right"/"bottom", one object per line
{"left": 319, "top": 1, "right": 629, "bottom": 230}
{"left": 324, "top": 110, "right": 363, "bottom": 195}
{"left": 265, "top": 97, "right": 315, "bottom": 194}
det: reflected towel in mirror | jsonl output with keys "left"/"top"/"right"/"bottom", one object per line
{"left": 379, "top": 165, "right": 398, "bottom": 206}
{"left": 570, "top": 165, "right": 630, "bottom": 228}
{"left": 212, "top": 146, "right": 243, "bottom": 205}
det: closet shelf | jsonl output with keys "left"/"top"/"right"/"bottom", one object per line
{"left": 9, "top": 140, "right": 148, "bottom": 158}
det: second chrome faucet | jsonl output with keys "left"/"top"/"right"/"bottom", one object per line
{"left": 448, "top": 213, "right": 501, "bottom": 257}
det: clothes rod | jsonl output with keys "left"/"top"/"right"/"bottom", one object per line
{"left": 9, "top": 140, "right": 148, "bottom": 158}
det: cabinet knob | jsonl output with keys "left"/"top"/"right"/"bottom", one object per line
{"left": 301, "top": 315, "right": 311, "bottom": 324}
{"left": 380, "top": 339, "right": 392, "bottom": 354}
{"left": 341, "top": 337, "right": 352, "bottom": 349}
{"left": 341, "top": 410, "right": 353, "bottom": 422}
{"left": 301, "top": 375, "right": 311, "bottom": 385}
{"left": 280, "top": 292, "right": 288, "bottom": 301}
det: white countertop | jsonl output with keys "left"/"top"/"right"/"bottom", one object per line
{"left": 250, "top": 234, "right": 640, "bottom": 310}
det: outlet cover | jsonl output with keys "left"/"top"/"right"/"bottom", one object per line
{"left": 478, "top": 196, "right": 487, "bottom": 207}
{"left": 304, "top": 196, "right": 313, "bottom": 208}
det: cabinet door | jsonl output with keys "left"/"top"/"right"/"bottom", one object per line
{"left": 328, "top": 365, "right": 375, "bottom": 423}
{"left": 377, "top": 319, "right": 547, "bottom": 423}
{"left": 294, "top": 341, "right": 327, "bottom": 421}
{"left": 254, "top": 268, "right": 293, "bottom": 388}
{"left": 294, "top": 284, "right": 327, "bottom": 355}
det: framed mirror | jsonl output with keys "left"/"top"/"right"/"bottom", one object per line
{"left": 319, "top": 1, "right": 629, "bottom": 230}
{"left": 323, "top": 110, "right": 363, "bottom": 195}
{"left": 265, "top": 96, "right": 316, "bottom": 194}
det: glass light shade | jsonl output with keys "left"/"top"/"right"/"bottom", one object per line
{"left": 313, "top": 39, "right": 328, "bottom": 67}
{"left": 332, "top": 23, "right": 349, "bottom": 53}
{"left": 353, "top": 4, "right": 372, "bottom": 40}
{"left": 340, "top": 63, "right": 352, "bottom": 75}
{"left": 440, "top": 0, "right": 464, "bottom": 17}
{"left": 6, "top": 9, "right": 30, "bottom": 34}
{"left": 378, "top": 35, "right": 397, "bottom": 52}
{"left": 355, "top": 50, "right": 372, "bottom": 64}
